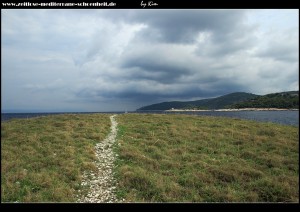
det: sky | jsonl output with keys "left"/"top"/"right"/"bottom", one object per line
{"left": 1, "top": 9, "right": 299, "bottom": 112}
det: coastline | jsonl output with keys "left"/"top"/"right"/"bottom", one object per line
{"left": 166, "top": 108, "right": 299, "bottom": 112}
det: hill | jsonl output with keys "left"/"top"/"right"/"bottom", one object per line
{"left": 137, "top": 91, "right": 299, "bottom": 111}
{"left": 137, "top": 92, "right": 258, "bottom": 110}
{"left": 230, "top": 91, "right": 299, "bottom": 109}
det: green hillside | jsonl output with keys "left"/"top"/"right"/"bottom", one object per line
{"left": 137, "top": 92, "right": 258, "bottom": 110}
{"left": 137, "top": 91, "right": 299, "bottom": 111}
{"left": 230, "top": 91, "right": 299, "bottom": 109}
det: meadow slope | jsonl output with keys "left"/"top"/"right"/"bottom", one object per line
{"left": 1, "top": 113, "right": 298, "bottom": 202}
{"left": 115, "top": 114, "right": 299, "bottom": 202}
{"left": 1, "top": 114, "right": 111, "bottom": 202}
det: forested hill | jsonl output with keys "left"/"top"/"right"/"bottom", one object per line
{"left": 137, "top": 92, "right": 258, "bottom": 110}
{"left": 137, "top": 91, "right": 299, "bottom": 111}
{"left": 230, "top": 91, "right": 299, "bottom": 109}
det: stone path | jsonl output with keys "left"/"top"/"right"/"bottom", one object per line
{"left": 77, "top": 115, "right": 122, "bottom": 203}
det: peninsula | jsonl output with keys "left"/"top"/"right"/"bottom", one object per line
{"left": 137, "top": 91, "right": 299, "bottom": 111}
{"left": 166, "top": 108, "right": 299, "bottom": 112}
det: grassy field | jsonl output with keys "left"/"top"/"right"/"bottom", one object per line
{"left": 1, "top": 114, "right": 111, "bottom": 202}
{"left": 1, "top": 113, "right": 299, "bottom": 202}
{"left": 115, "top": 114, "right": 299, "bottom": 202}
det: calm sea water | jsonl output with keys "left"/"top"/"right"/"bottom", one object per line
{"left": 135, "top": 110, "right": 299, "bottom": 126}
{"left": 1, "top": 111, "right": 299, "bottom": 126}
{"left": 1, "top": 112, "right": 122, "bottom": 122}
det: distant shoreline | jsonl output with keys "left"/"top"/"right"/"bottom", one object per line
{"left": 166, "top": 108, "right": 299, "bottom": 112}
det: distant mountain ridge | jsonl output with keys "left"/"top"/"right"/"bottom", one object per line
{"left": 231, "top": 91, "right": 298, "bottom": 109}
{"left": 137, "top": 91, "right": 299, "bottom": 111}
{"left": 137, "top": 92, "right": 258, "bottom": 110}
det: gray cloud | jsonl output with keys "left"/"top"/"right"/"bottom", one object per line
{"left": 256, "top": 41, "right": 298, "bottom": 63}
{"left": 121, "top": 57, "right": 191, "bottom": 84}
{"left": 124, "top": 10, "right": 246, "bottom": 44}
{"left": 2, "top": 9, "right": 298, "bottom": 112}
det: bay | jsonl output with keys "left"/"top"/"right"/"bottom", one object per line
{"left": 136, "top": 110, "right": 299, "bottom": 126}
{"left": 1, "top": 110, "right": 299, "bottom": 126}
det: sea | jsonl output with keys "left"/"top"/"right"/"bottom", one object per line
{"left": 1, "top": 110, "right": 299, "bottom": 127}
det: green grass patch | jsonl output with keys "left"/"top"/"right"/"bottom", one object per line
{"left": 1, "top": 114, "right": 111, "bottom": 202}
{"left": 114, "top": 114, "right": 299, "bottom": 202}
{"left": 2, "top": 113, "right": 298, "bottom": 202}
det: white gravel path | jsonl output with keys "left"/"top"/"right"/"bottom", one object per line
{"left": 77, "top": 115, "right": 122, "bottom": 203}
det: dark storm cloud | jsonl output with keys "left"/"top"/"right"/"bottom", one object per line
{"left": 2, "top": 9, "right": 298, "bottom": 112}
{"left": 121, "top": 58, "right": 191, "bottom": 84}
{"left": 121, "top": 10, "right": 246, "bottom": 44}
{"left": 75, "top": 74, "right": 248, "bottom": 105}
